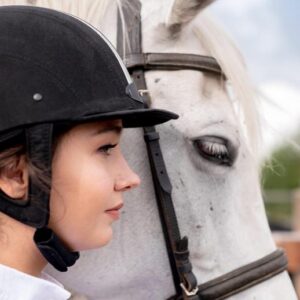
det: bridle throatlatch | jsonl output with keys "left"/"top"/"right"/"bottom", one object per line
{"left": 117, "top": 1, "right": 288, "bottom": 299}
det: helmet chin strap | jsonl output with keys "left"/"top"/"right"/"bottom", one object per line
{"left": 0, "top": 124, "right": 79, "bottom": 271}
{"left": 0, "top": 124, "right": 52, "bottom": 226}
{"left": 27, "top": 124, "right": 80, "bottom": 271}
{"left": 34, "top": 227, "right": 79, "bottom": 272}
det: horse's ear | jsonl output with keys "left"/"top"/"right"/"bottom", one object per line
{"left": 166, "top": 0, "right": 215, "bottom": 28}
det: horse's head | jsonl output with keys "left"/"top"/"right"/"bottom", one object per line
{"left": 119, "top": 1, "right": 295, "bottom": 298}
{"left": 18, "top": 0, "right": 294, "bottom": 298}
{"left": 135, "top": 0, "right": 275, "bottom": 276}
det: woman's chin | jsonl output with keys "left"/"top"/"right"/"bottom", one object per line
{"left": 75, "top": 228, "right": 113, "bottom": 251}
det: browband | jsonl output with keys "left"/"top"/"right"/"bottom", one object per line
{"left": 125, "top": 53, "right": 222, "bottom": 75}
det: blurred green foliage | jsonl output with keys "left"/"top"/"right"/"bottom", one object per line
{"left": 262, "top": 139, "right": 300, "bottom": 227}
{"left": 265, "top": 198, "right": 292, "bottom": 227}
{"left": 262, "top": 142, "right": 300, "bottom": 190}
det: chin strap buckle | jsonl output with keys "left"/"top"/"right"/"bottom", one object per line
{"left": 34, "top": 227, "right": 79, "bottom": 272}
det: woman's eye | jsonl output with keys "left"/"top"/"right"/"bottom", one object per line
{"left": 98, "top": 143, "right": 117, "bottom": 156}
{"left": 193, "top": 136, "right": 235, "bottom": 166}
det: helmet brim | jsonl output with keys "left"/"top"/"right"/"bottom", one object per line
{"left": 73, "top": 108, "right": 179, "bottom": 128}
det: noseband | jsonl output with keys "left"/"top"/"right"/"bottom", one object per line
{"left": 117, "top": 2, "right": 288, "bottom": 299}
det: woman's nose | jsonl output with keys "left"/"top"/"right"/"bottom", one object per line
{"left": 114, "top": 159, "right": 141, "bottom": 192}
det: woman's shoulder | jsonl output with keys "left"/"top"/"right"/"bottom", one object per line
{"left": 0, "top": 264, "right": 71, "bottom": 300}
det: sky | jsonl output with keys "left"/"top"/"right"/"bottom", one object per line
{"left": 209, "top": 0, "right": 300, "bottom": 155}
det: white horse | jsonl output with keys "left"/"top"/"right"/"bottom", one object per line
{"left": 2, "top": 0, "right": 297, "bottom": 299}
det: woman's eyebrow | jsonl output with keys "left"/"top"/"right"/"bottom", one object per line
{"left": 93, "top": 125, "right": 123, "bottom": 136}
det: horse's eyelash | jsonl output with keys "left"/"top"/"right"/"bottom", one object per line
{"left": 202, "top": 142, "right": 228, "bottom": 155}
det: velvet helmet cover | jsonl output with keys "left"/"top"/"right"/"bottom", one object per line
{"left": 0, "top": 6, "right": 178, "bottom": 229}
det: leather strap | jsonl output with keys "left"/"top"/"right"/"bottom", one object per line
{"left": 118, "top": 1, "right": 198, "bottom": 297}
{"left": 0, "top": 124, "right": 52, "bottom": 228}
{"left": 196, "top": 249, "right": 288, "bottom": 300}
{"left": 125, "top": 53, "right": 222, "bottom": 75}
{"left": 167, "top": 249, "right": 288, "bottom": 300}
{"left": 0, "top": 123, "right": 81, "bottom": 272}
{"left": 34, "top": 227, "right": 79, "bottom": 272}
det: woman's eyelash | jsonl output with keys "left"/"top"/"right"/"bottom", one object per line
{"left": 98, "top": 143, "right": 118, "bottom": 155}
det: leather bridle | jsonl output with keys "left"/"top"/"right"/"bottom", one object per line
{"left": 124, "top": 53, "right": 222, "bottom": 74}
{"left": 117, "top": 1, "right": 288, "bottom": 299}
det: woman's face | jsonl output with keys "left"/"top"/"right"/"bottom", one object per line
{"left": 48, "top": 119, "right": 140, "bottom": 251}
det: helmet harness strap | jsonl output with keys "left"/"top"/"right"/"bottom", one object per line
{"left": 0, "top": 123, "right": 79, "bottom": 271}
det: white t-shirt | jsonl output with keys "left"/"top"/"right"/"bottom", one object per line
{"left": 0, "top": 264, "right": 71, "bottom": 300}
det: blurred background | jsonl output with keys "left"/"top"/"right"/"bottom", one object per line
{"left": 209, "top": 0, "right": 300, "bottom": 295}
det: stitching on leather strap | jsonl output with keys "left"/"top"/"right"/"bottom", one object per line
{"left": 124, "top": 53, "right": 223, "bottom": 76}
{"left": 196, "top": 249, "right": 288, "bottom": 300}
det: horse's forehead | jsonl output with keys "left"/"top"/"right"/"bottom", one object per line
{"left": 145, "top": 70, "right": 238, "bottom": 137}
{"left": 142, "top": 21, "right": 207, "bottom": 55}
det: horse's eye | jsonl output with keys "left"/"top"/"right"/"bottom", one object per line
{"left": 193, "top": 136, "right": 236, "bottom": 166}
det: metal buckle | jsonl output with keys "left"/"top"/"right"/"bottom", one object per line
{"left": 138, "top": 89, "right": 151, "bottom": 107}
{"left": 180, "top": 283, "right": 199, "bottom": 296}
{"left": 138, "top": 89, "right": 149, "bottom": 96}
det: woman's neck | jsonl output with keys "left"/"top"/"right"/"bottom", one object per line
{"left": 0, "top": 213, "right": 47, "bottom": 276}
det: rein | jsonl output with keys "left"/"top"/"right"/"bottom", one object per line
{"left": 116, "top": 1, "right": 288, "bottom": 299}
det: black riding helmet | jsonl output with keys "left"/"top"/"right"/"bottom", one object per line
{"left": 0, "top": 6, "right": 178, "bottom": 271}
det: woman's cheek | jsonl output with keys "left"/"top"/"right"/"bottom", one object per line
{"left": 69, "top": 217, "right": 114, "bottom": 251}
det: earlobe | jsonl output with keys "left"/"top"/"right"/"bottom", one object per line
{"left": 0, "top": 155, "right": 29, "bottom": 200}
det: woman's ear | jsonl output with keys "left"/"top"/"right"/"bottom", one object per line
{"left": 0, "top": 155, "right": 29, "bottom": 200}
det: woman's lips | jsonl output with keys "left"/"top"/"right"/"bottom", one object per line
{"left": 105, "top": 203, "right": 123, "bottom": 220}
